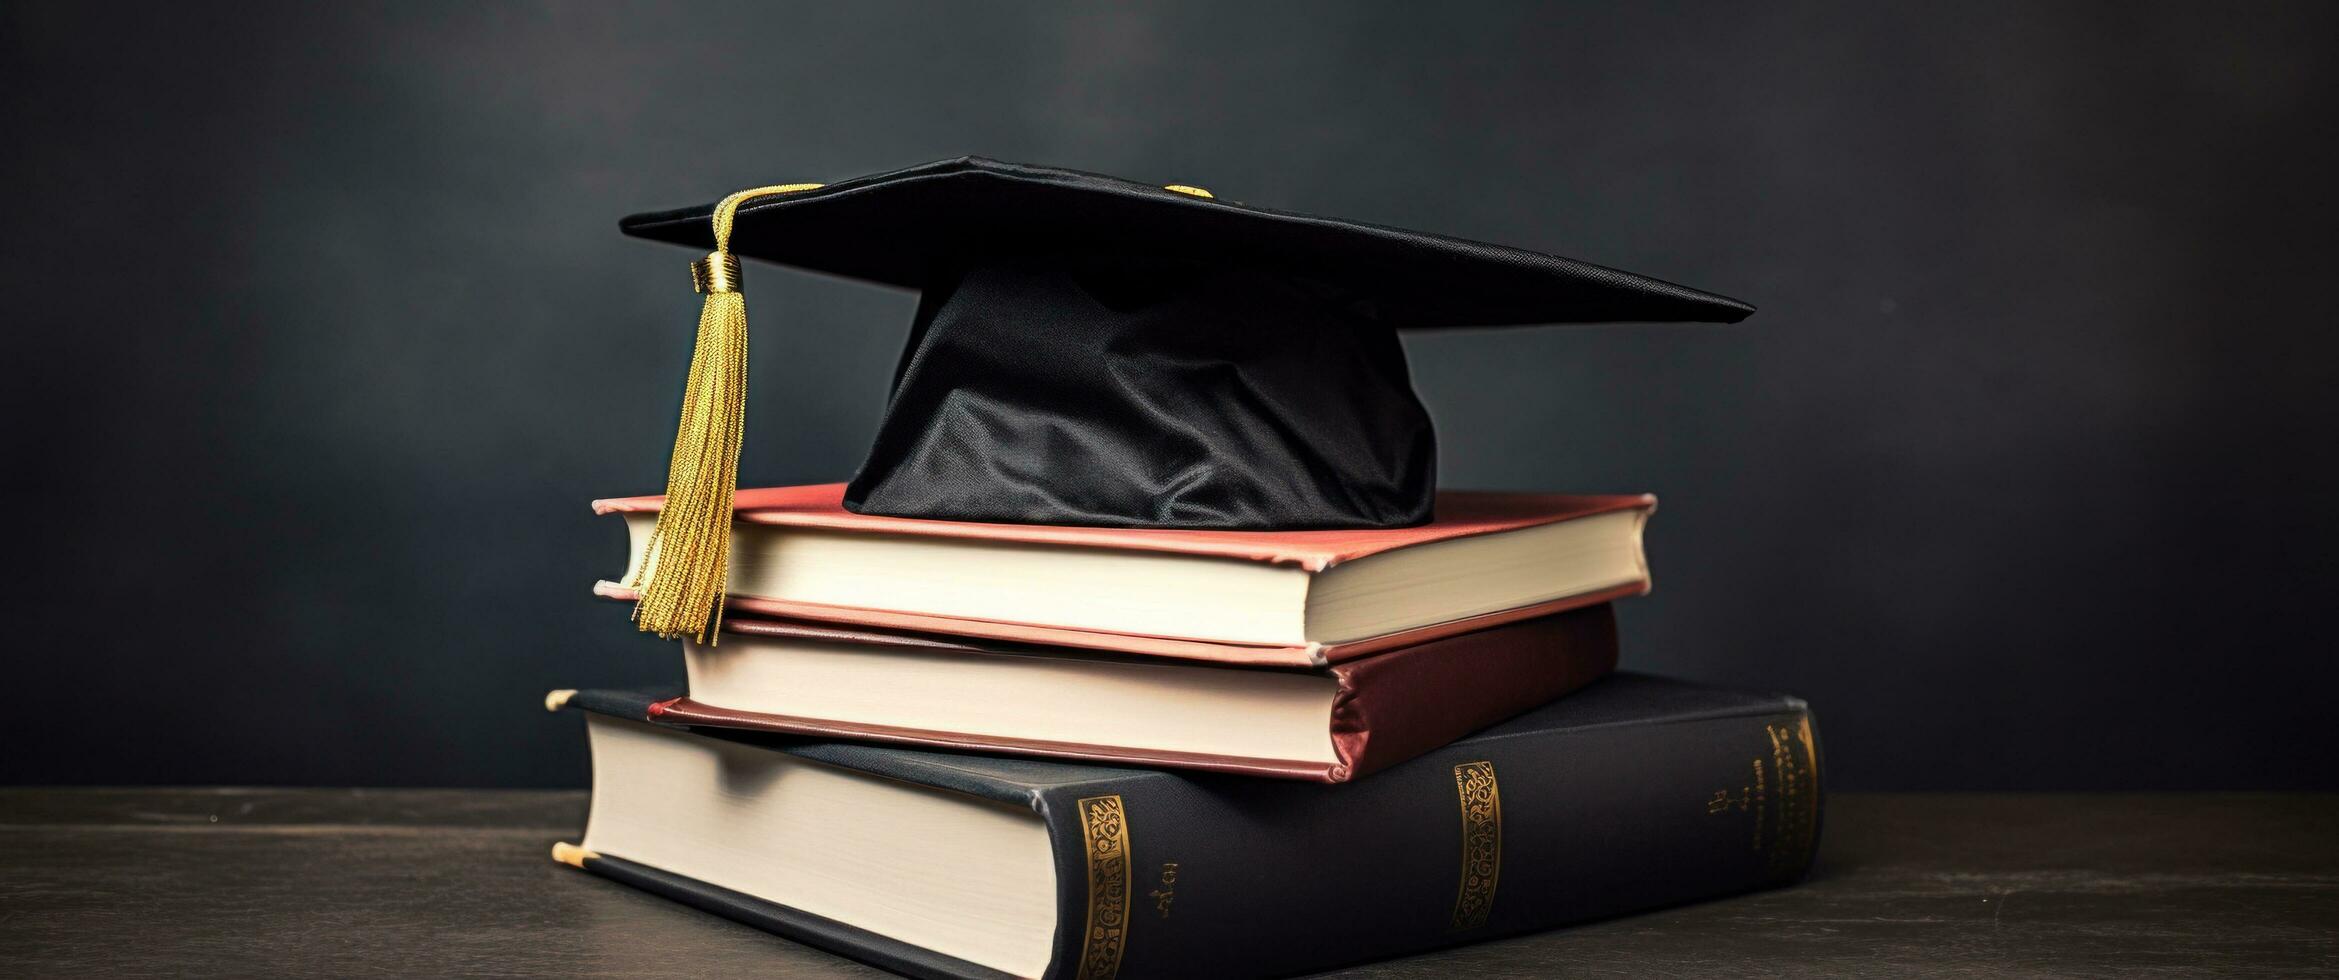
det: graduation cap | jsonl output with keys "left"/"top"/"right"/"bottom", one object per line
{"left": 618, "top": 157, "right": 1751, "bottom": 641}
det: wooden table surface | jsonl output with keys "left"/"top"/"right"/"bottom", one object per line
{"left": 1, "top": 790, "right": 2333, "bottom": 978}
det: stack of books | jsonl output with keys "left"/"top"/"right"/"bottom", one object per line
{"left": 549, "top": 482, "right": 1823, "bottom": 979}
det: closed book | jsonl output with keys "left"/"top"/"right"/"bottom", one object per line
{"left": 551, "top": 674, "right": 1823, "bottom": 980}
{"left": 625, "top": 604, "right": 1614, "bottom": 782}
{"left": 594, "top": 482, "right": 1655, "bottom": 665}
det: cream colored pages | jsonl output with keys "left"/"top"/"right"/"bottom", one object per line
{"left": 686, "top": 636, "right": 1342, "bottom": 764}
{"left": 581, "top": 717, "right": 1058, "bottom": 977}
{"left": 619, "top": 507, "right": 1648, "bottom": 646}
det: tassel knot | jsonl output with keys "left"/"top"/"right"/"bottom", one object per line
{"left": 691, "top": 251, "right": 742, "bottom": 294}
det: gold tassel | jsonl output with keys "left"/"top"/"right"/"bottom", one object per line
{"left": 628, "top": 183, "right": 823, "bottom": 644}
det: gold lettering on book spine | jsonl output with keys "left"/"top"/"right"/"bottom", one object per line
{"left": 1704, "top": 713, "right": 1822, "bottom": 880}
{"left": 1449, "top": 761, "right": 1503, "bottom": 931}
{"left": 1075, "top": 795, "right": 1132, "bottom": 980}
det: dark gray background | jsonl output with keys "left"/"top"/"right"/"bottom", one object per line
{"left": 4, "top": 2, "right": 2333, "bottom": 790}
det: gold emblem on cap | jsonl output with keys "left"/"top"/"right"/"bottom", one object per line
{"left": 1163, "top": 184, "right": 1214, "bottom": 199}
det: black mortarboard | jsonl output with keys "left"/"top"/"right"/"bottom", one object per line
{"left": 617, "top": 157, "right": 1751, "bottom": 641}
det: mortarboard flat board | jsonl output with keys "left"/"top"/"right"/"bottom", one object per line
{"left": 614, "top": 157, "right": 1752, "bottom": 642}
{"left": 621, "top": 156, "right": 1751, "bottom": 328}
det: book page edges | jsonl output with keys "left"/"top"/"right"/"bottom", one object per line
{"left": 652, "top": 699, "right": 1346, "bottom": 782}
{"left": 591, "top": 580, "right": 1645, "bottom": 667}
{"left": 595, "top": 483, "right": 1657, "bottom": 572}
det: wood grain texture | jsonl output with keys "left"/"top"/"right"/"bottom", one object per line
{"left": 0, "top": 790, "right": 2332, "bottom": 978}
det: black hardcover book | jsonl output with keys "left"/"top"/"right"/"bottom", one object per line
{"left": 551, "top": 674, "right": 1823, "bottom": 980}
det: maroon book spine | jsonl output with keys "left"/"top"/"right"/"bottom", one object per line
{"left": 1330, "top": 603, "right": 1617, "bottom": 779}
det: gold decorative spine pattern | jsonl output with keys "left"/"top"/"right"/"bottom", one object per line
{"left": 1074, "top": 795, "right": 1133, "bottom": 980}
{"left": 1765, "top": 716, "right": 1821, "bottom": 880}
{"left": 1448, "top": 760, "right": 1503, "bottom": 931}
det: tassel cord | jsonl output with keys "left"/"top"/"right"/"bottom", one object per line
{"left": 627, "top": 182, "right": 823, "bottom": 643}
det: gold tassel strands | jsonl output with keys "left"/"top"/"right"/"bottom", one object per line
{"left": 627, "top": 183, "right": 823, "bottom": 644}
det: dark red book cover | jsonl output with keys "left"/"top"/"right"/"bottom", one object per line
{"left": 635, "top": 603, "right": 1618, "bottom": 783}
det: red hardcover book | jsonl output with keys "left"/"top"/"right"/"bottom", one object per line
{"left": 621, "top": 603, "right": 1618, "bottom": 783}
{"left": 595, "top": 483, "right": 1655, "bottom": 667}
